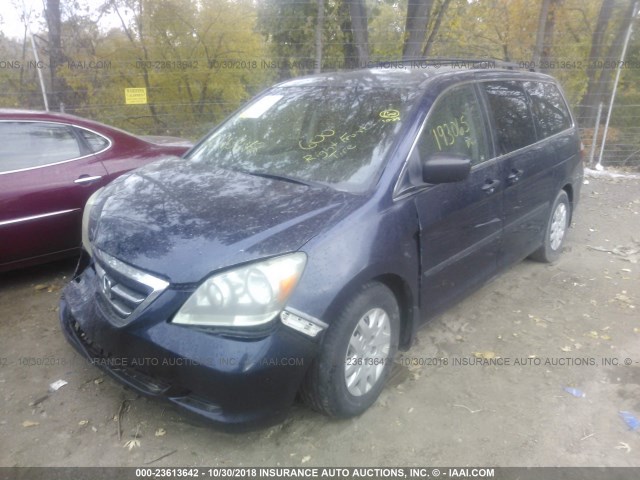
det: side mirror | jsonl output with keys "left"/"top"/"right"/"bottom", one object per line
{"left": 422, "top": 153, "right": 471, "bottom": 184}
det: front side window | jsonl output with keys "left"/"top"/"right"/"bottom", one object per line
{"left": 417, "top": 84, "right": 489, "bottom": 166}
{"left": 0, "top": 121, "right": 82, "bottom": 173}
{"left": 187, "top": 85, "right": 421, "bottom": 192}
{"left": 524, "top": 81, "right": 572, "bottom": 138}
{"left": 483, "top": 81, "right": 537, "bottom": 155}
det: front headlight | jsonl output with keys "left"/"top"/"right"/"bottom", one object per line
{"left": 172, "top": 252, "right": 307, "bottom": 327}
{"left": 81, "top": 187, "right": 104, "bottom": 256}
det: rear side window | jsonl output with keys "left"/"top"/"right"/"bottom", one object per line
{"left": 78, "top": 128, "right": 110, "bottom": 153}
{"left": 418, "top": 84, "right": 489, "bottom": 166}
{"left": 524, "top": 81, "right": 572, "bottom": 138}
{"left": 483, "top": 81, "right": 536, "bottom": 155}
{"left": 0, "top": 122, "right": 82, "bottom": 173}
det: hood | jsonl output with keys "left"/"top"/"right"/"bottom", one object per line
{"left": 92, "top": 157, "right": 356, "bottom": 283}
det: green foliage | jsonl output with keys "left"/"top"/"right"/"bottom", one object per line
{"left": 0, "top": 0, "right": 635, "bottom": 164}
{"left": 368, "top": 0, "right": 405, "bottom": 59}
{"left": 0, "top": 32, "right": 45, "bottom": 109}
{"left": 56, "top": 0, "right": 272, "bottom": 138}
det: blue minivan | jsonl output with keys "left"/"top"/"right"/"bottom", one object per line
{"left": 60, "top": 65, "right": 583, "bottom": 427}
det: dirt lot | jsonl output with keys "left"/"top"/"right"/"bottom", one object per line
{"left": 1, "top": 173, "right": 639, "bottom": 468}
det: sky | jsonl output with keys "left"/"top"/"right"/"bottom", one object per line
{"left": 0, "top": 0, "right": 122, "bottom": 40}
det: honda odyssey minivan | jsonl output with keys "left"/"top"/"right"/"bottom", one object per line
{"left": 60, "top": 65, "right": 583, "bottom": 427}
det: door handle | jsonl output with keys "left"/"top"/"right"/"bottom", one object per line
{"left": 482, "top": 179, "right": 500, "bottom": 195}
{"left": 507, "top": 169, "right": 524, "bottom": 184}
{"left": 74, "top": 175, "right": 103, "bottom": 184}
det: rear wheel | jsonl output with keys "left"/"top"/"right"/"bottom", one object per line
{"left": 530, "top": 190, "right": 570, "bottom": 263}
{"left": 301, "top": 282, "right": 399, "bottom": 418}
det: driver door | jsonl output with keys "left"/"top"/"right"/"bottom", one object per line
{"left": 411, "top": 83, "right": 504, "bottom": 315}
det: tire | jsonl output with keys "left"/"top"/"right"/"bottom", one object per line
{"left": 301, "top": 282, "right": 400, "bottom": 418}
{"left": 530, "top": 190, "right": 571, "bottom": 263}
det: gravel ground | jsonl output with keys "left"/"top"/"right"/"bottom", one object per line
{"left": 1, "top": 173, "right": 639, "bottom": 468}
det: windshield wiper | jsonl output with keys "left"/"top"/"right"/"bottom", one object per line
{"left": 238, "top": 170, "right": 328, "bottom": 189}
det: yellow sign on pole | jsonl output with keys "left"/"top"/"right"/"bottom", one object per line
{"left": 125, "top": 88, "right": 147, "bottom": 105}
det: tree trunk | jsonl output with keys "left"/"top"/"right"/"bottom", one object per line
{"left": 315, "top": 0, "right": 324, "bottom": 73}
{"left": 45, "top": 0, "right": 66, "bottom": 110}
{"left": 533, "top": 0, "right": 560, "bottom": 73}
{"left": 422, "top": 0, "right": 452, "bottom": 57}
{"left": 112, "top": 0, "right": 164, "bottom": 131}
{"left": 578, "top": 0, "right": 617, "bottom": 124}
{"left": 589, "top": 0, "right": 638, "bottom": 125}
{"left": 532, "top": 0, "right": 551, "bottom": 66}
{"left": 540, "top": 0, "right": 559, "bottom": 69}
{"left": 402, "top": 0, "right": 434, "bottom": 59}
{"left": 346, "top": 0, "right": 369, "bottom": 66}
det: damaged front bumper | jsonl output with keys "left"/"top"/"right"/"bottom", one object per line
{"left": 59, "top": 262, "right": 319, "bottom": 429}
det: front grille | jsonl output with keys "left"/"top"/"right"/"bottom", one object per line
{"left": 69, "top": 318, "right": 173, "bottom": 395}
{"left": 93, "top": 248, "right": 169, "bottom": 326}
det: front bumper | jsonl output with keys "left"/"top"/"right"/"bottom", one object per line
{"left": 59, "top": 264, "right": 318, "bottom": 429}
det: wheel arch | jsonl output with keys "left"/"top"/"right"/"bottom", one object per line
{"left": 371, "top": 273, "right": 416, "bottom": 350}
{"left": 562, "top": 183, "right": 574, "bottom": 222}
{"left": 319, "top": 269, "right": 418, "bottom": 352}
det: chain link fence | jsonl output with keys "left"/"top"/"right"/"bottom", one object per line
{"left": 575, "top": 103, "right": 640, "bottom": 169}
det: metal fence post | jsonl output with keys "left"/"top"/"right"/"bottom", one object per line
{"left": 588, "top": 102, "right": 603, "bottom": 167}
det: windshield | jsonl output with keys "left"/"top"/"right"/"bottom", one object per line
{"left": 187, "top": 85, "right": 420, "bottom": 192}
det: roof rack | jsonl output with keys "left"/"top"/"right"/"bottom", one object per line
{"left": 372, "top": 57, "right": 534, "bottom": 71}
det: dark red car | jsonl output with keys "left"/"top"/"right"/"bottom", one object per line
{"left": 0, "top": 109, "right": 191, "bottom": 272}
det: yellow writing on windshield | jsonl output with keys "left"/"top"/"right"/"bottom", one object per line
{"left": 379, "top": 109, "right": 400, "bottom": 122}
{"left": 299, "top": 130, "right": 335, "bottom": 150}
{"left": 301, "top": 123, "right": 373, "bottom": 163}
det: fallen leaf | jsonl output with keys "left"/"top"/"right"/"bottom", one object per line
{"left": 22, "top": 420, "right": 39, "bottom": 427}
{"left": 155, "top": 428, "right": 166, "bottom": 437}
{"left": 48, "top": 379, "right": 68, "bottom": 392}
{"left": 615, "top": 294, "right": 632, "bottom": 304}
{"left": 34, "top": 284, "right": 49, "bottom": 291}
{"left": 616, "top": 442, "right": 631, "bottom": 453}
{"left": 561, "top": 346, "right": 572, "bottom": 352}
{"left": 124, "top": 439, "right": 141, "bottom": 451}
{"left": 78, "top": 420, "right": 89, "bottom": 426}
{"left": 301, "top": 456, "right": 311, "bottom": 464}
{"left": 473, "top": 351, "right": 496, "bottom": 359}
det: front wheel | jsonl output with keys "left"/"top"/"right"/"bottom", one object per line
{"left": 301, "top": 282, "right": 400, "bottom": 418}
{"left": 530, "top": 190, "right": 571, "bottom": 263}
